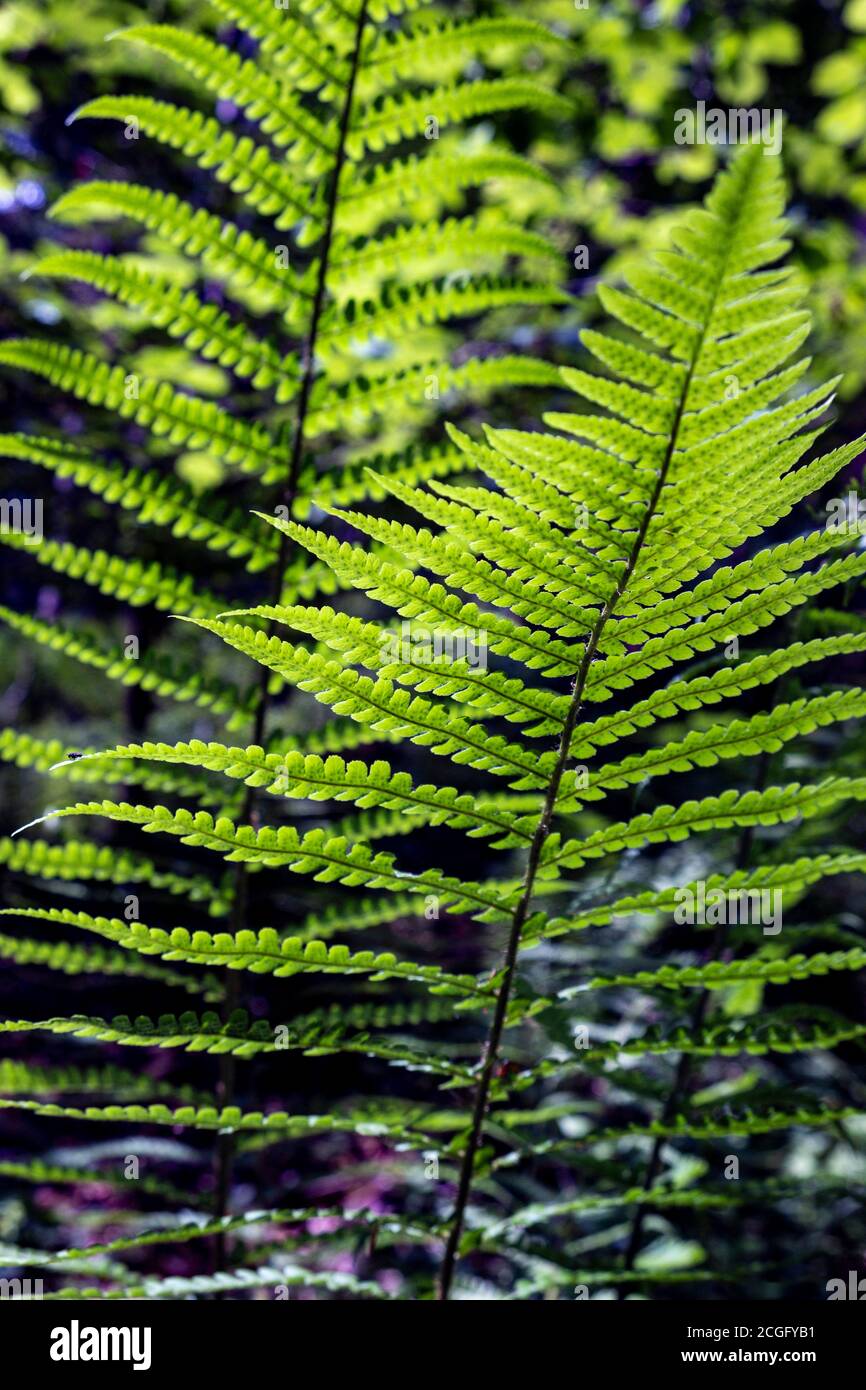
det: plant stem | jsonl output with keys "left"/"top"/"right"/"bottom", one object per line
{"left": 210, "top": 0, "right": 370, "bottom": 1269}
{"left": 434, "top": 198, "right": 754, "bottom": 1294}
{"left": 436, "top": 410, "right": 688, "bottom": 1300}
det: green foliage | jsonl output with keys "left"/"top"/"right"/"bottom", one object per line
{"left": 2, "top": 0, "right": 866, "bottom": 1303}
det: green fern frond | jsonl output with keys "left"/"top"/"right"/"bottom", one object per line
{"left": 0, "top": 931, "right": 218, "bottom": 996}
{"left": 0, "top": 1057, "right": 204, "bottom": 1102}
{"left": 0, "top": 908, "right": 497, "bottom": 997}
{"left": 348, "top": 78, "right": 572, "bottom": 158}
{"left": 32, "top": 254, "right": 298, "bottom": 400}
{"left": 112, "top": 25, "right": 334, "bottom": 165}
{"left": 5, "top": 8, "right": 866, "bottom": 1303}
{"left": 583, "top": 948, "right": 866, "bottom": 994}
{"left": 0, "top": 342, "right": 279, "bottom": 476}
{"left": 68, "top": 97, "right": 315, "bottom": 232}
{"left": 0, "top": 535, "right": 218, "bottom": 616}
{"left": 335, "top": 146, "right": 555, "bottom": 235}
{"left": 0, "top": 1096, "right": 444, "bottom": 1144}
{"left": 32, "top": 1264, "right": 391, "bottom": 1301}
{"left": 1, "top": 1205, "right": 439, "bottom": 1268}
{"left": 0, "top": 610, "right": 255, "bottom": 729}
{"left": 0, "top": 435, "right": 278, "bottom": 570}
{"left": 0, "top": 1159, "right": 194, "bottom": 1203}
{"left": 0, "top": 1012, "right": 474, "bottom": 1081}
{"left": 50, "top": 182, "right": 307, "bottom": 310}
{"left": 68, "top": 741, "right": 539, "bottom": 847}
{"left": 0, "top": 836, "right": 226, "bottom": 912}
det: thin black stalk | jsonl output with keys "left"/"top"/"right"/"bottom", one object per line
{"left": 437, "top": 393, "right": 692, "bottom": 1300}
{"left": 211, "top": 0, "right": 370, "bottom": 1271}
{"left": 436, "top": 223, "right": 744, "bottom": 1297}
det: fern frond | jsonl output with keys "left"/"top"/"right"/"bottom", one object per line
{"left": 584, "top": 948, "right": 866, "bottom": 994}
{"left": 0, "top": 1012, "right": 474, "bottom": 1081}
{"left": 207, "top": 0, "right": 352, "bottom": 100}
{"left": 0, "top": 908, "right": 497, "bottom": 997}
{"left": 0, "top": 1159, "right": 193, "bottom": 1203}
{"left": 68, "top": 742, "right": 538, "bottom": 848}
{"left": 558, "top": 690, "right": 866, "bottom": 807}
{"left": 33, "top": 1264, "right": 391, "bottom": 1301}
{"left": 545, "top": 779, "right": 866, "bottom": 875}
{"left": 0, "top": 341, "right": 279, "bottom": 476}
{"left": 302, "top": 355, "right": 562, "bottom": 441}
{"left": 316, "top": 276, "right": 568, "bottom": 361}
{"left": 112, "top": 26, "right": 334, "bottom": 165}
{"left": 50, "top": 183, "right": 306, "bottom": 311}
{"left": 348, "top": 78, "right": 572, "bottom": 158}
{"left": 31, "top": 254, "right": 298, "bottom": 401}
{"left": 68, "top": 97, "right": 315, "bottom": 232}
{"left": 0, "top": 931, "right": 218, "bottom": 996}
{"left": 581, "top": 1106, "right": 863, "bottom": 1147}
{"left": 335, "top": 146, "right": 555, "bottom": 236}
{"left": 0, "top": 607, "right": 253, "bottom": 724}
{"left": 0, "top": 1057, "right": 203, "bottom": 1103}
{"left": 0, "top": 435, "right": 278, "bottom": 571}
{"left": 358, "top": 17, "right": 571, "bottom": 99}
{"left": 329, "top": 215, "right": 562, "bottom": 294}
{"left": 526, "top": 850, "right": 866, "bottom": 946}
{"left": 2, "top": 1205, "right": 438, "bottom": 1268}
{"left": 183, "top": 618, "right": 554, "bottom": 785}
{"left": 568, "top": 633, "right": 866, "bottom": 756}
{"left": 0, "top": 1096, "right": 443, "bottom": 1144}
{"left": 0, "top": 836, "right": 225, "bottom": 912}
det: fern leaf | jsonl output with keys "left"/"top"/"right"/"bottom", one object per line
{"left": 50, "top": 182, "right": 306, "bottom": 313}
{"left": 0, "top": 434, "right": 278, "bottom": 571}
{"left": 0, "top": 931, "right": 217, "bottom": 996}
{"left": 32, "top": 254, "right": 298, "bottom": 401}
{"left": 68, "top": 96, "right": 316, "bottom": 232}
{"left": 0, "top": 908, "right": 499, "bottom": 996}
{"left": 0, "top": 836, "right": 226, "bottom": 912}
{"left": 70, "top": 742, "right": 538, "bottom": 847}
{"left": 113, "top": 26, "right": 334, "bottom": 165}
{"left": 0, "top": 341, "right": 279, "bottom": 476}
{"left": 348, "top": 78, "right": 572, "bottom": 158}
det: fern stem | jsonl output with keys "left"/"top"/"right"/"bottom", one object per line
{"left": 211, "top": 0, "right": 370, "bottom": 1271}
{"left": 437, "top": 413, "right": 685, "bottom": 1299}
{"left": 436, "top": 197, "right": 752, "bottom": 1294}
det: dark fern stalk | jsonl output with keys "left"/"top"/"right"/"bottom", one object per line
{"left": 0, "top": 0, "right": 575, "bottom": 1299}
{"left": 211, "top": 0, "right": 371, "bottom": 1271}
{"left": 437, "top": 332, "right": 693, "bottom": 1299}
